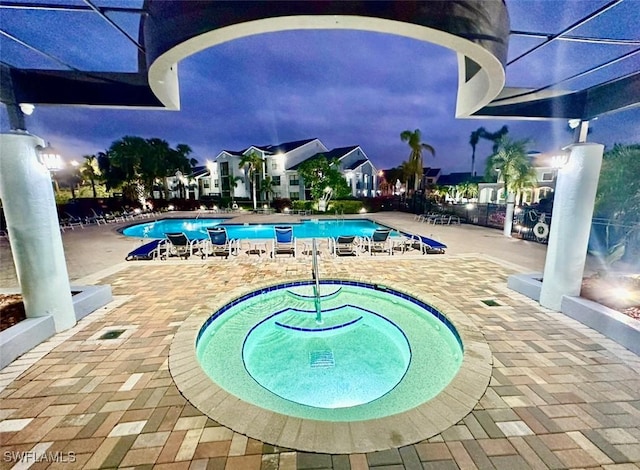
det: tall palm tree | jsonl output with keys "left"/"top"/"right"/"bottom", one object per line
{"left": 469, "top": 126, "right": 509, "bottom": 176}
{"left": 400, "top": 129, "right": 435, "bottom": 192}
{"left": 238, "top": 150, "right": 264, "bottom": 210}
{"left": 486, "top": 136, "right": 531, "bottom": 198}
{"left": 510, "top": 168, "right": 536, "bottom": 205}
{"left": 81, "top": 153, "right": 102, "bottom": 198}
{"left": 469, "top": 127, "right": 484, "bottom": 176}
{"left": 485, "top": 136, "right": 531, "bottom": 236}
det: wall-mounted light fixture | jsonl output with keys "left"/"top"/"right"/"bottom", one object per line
{"left": 37, "top": 143, "right": 64, "bottom": 172}
{"left": 550, "top": 154, "right": 570, "bottom": 168}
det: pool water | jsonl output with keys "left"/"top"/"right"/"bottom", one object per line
{"left": 122, "top": 218, "right": 227, "bottom": 239}
{"left": 243, "top": 303, "right": 411, "bottom": 409}
{"left": 122, "top": 218, "right": 396, "bottom": 240}
{"left": 196, "top": 281, "right": 463, "bottom": 421}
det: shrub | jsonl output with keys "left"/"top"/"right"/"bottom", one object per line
{"left": 328, "top": 200, "right": 363, "bottom": 214}
{"left": 271, "top": 198, "right": 292, "bottom": 213}
{"left": 292, "top": 200, "right": 314, "bottom": 211}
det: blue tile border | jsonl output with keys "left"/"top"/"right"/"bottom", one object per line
{"left": 197, "top": 280, "right": 463, "bottom": 351}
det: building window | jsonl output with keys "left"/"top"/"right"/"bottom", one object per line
{"left": 272, "top": 176, "right": 281, "bottom": 186}
{"left": 220, "top": 162, "right": 229, "bottom": 176}
{"left": 289, "top": 175, "right": 299, "bottom": 186}
{"left": 289, "top": 192, "right": 299, "bottom": 200}
{"left": 203, "top": 180, "right": 210, "bottom": 188}
{"left": 214, "top": 180, "right": 219, "bottom": 188}
{"left": 541, "top": 172, "right": 554, "bottom": 182}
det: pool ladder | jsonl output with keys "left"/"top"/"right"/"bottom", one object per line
{"left": 311, "top": 238, "right": 322, "bottom": 324}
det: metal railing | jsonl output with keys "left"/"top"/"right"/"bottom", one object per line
{"left": 311, "top": 238, "right": 322, "bottom": 323}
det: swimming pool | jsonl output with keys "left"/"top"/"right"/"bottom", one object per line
{"left": 122, "top": 218, "right": 395, "bottom": 240}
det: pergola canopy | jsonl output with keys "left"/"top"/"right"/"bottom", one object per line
{"left": 1, "top": 0, "right": 638, "bottom": 128}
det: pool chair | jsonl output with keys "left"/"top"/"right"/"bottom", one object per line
{"left": 330, "top": 235, "right": 360, "bottom": 257}
{"left": 272, "top": 226, "right": 297, "bottom": 257}
{"left": 363, "top": 228, "right": 393, "bottom": 255}
{"left": 202, "top": 227, "right": 238, "bottom": 258}
{"left": 162, "top": 232, "right": 200, "bottom": 259}
{"left": 125, "top": 239, "right": 164, "bottom": 261}
{"left": 400, "top": 231, "right": 447, "bottom": 254}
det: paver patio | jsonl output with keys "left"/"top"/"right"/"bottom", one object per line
{"left": 1, "top": 212, "right": 638, "bottom": 469}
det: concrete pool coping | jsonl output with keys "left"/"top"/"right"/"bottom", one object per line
{"left": 169, "top": 275, "right": 492, "bottom": 454}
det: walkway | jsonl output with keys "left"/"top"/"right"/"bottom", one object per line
{"left": 1, "top": 212, "right": 638, "bottom": 469}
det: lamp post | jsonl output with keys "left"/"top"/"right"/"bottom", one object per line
{"left": 37, "top": 143, "right": 64, "bottom": 193}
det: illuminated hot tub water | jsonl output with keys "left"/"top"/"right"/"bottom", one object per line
{"left": 196, "top": 281, "right": 463, "bottom": 421}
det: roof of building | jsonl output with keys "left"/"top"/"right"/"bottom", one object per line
{"left": 260, "top": 138, "right": 319, "bottom": 155}
{"left": 220, "top": 138, "right": 319, "bottom": 158}
{"left": 424, "top": 168, "right": 442, "bottom": 177}
{"left": 190, "top": 166, "right": 209, "bottom": 178}
{"left": 344, "top": 158, "right": 369, "bottom": 171}
{"left": 287, "top": 146, "right": 360, "bottom": 171}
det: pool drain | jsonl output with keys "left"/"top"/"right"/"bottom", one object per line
{"left": 309, "top": 350, "right": 335, "bottom": 368}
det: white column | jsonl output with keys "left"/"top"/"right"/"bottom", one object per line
{"left": 0, "top": 132, "right": 76, "bottom": 332}
{"left": 503, "top": 192, "right": 515, "bottom": 237}
{"left": 540, "top": 143, "right": 604, "bottom": 311}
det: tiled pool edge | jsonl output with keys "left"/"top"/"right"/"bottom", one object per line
{"left": 169, "top": 276, "right": 492, "bottom": 454}
{"left": 507, "top": 273, "right": 640, "bottom": 355}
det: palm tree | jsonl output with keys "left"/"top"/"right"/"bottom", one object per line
{"left": 81, "top": 153, "right": 102, "bottom": 198}
{"left": 260, "top": 176, "right": 277, "bottom": 203}
{"left": 430, "top": 184, "right": 449, "bottom": 203}
{"left": 229, "top": 175, "right": 243, "bottom": 203}
{"left": 485, "top": 136, "right": 531, "bottom": 236}
{"left": 510, "top": 169, "right": 536, "bottom": 205}
{"left": 456, "top": 181, "right": 479, "bottom": 202}
{"left": 238, "top": 150, "right": 264, "bottom": 210}
{"left": 469, "top": 126, "right": 509, "bottom": 176}
{"left": 469, "top": 128, "right": 484, "bottom": 176}
{"left": 399, "top": 160, "right": 414, "bottom": 197}
{"left": 400, "top": 129, "right": 435, "bottom": 192}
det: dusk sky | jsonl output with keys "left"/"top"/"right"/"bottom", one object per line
{"left": 2, "top": 2, "right": 639, "bottom": 175}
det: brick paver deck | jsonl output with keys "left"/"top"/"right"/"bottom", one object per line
{"left": 1, "top": 213, "right": 639, "bottom": 469}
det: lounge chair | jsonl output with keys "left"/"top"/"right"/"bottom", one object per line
{"left": 363, "top": 228, "right": 393, "bottom": 255}
{"left": 400, "top": 231, "right": 447, "bottom": 254}
{"left": 125, "top": 239, "right": 164, "bottom": 260}
{"left": 272, "top": 226, "right": 297, "bottom": 257}
{"left": 330, "top": 235, "right": 360, "bottom": 256}
{"left": 162, "top": 232, "right": 200, "bottom": 259}
{"left": 202, "top": 227, "right": 238, "bottom": 258}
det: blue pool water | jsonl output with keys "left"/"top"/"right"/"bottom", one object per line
{"left": 122, "top": 218, "right": 395, "bottom": 240}
{"left": 196, "top": 281, "right": 463, "bottom": 421}
{"left": 122, "top": 218, "right": 227, "bottom": 240}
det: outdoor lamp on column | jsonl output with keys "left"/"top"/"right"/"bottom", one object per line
{"left": 37, "top": 143, "right": 64, "bottom": 192}
{"left": 37, "top": 143, "right": 64, "bottom": 171}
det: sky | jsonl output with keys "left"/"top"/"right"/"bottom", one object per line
{"left": 2, "top": 1, "right": 639, "bottom": 175}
